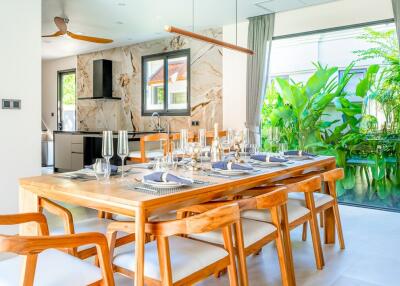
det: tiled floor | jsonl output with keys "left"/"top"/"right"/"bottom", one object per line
{"left": 1, "top": 205, "right": 399, "bottom": 285}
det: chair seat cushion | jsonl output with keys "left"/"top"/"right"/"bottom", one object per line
{"left": 241, "top": 201, "right": 310, "bottom": 223}
{"left": 189, "top": 218, "right": 276, "bottom": 248}
{"left": 288, "top": 192, "right": 334, "bottom": 208}
{"left": 113, "top": 236, "right": 228, "bottom": 283}
{"left": 0, "top": 249, "right": 102, "bottom": 286}
{"left": 51, "top": 217, "right": 121, "bottom": 251}
{"left": 128, "top": 150, "right": 164, "bottom": 159}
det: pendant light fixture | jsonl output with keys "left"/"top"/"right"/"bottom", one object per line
{"left": 164, "top": 0, "right": 254, "bottom": 55}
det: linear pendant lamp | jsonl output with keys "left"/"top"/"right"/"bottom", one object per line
{"left": 164, "top": 25, "right": 254, "bottom": 55}
{"left": 164, "top": 0, "right": 254, "bottom": 55}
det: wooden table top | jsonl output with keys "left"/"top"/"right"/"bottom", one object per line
{"left": 19, "top": 156, "right": 336, "bottom": 217}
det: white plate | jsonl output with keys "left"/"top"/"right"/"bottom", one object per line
{"left": 212, "top": 169, "right": 252, "bottom": 176}
{"left": 250, "top": 161, "right": 286, "bottom": 167}
{"left": 285, "top": 155, "right": 311, "bottom": 161}
{"left": 142, "top": 180, "right": 185, "bottom": 189}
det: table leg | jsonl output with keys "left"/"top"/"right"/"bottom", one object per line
{"left": 324, "top": 207, "right": 336, "bottom": 244}
{"left": 19, "top": 187, "right": 39, "bottom": 235}
{"left": 134, "top": 207, "right": 146, "bottom": 286}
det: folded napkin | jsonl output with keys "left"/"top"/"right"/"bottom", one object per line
{"left": 212, "top": 161, "right": 253, "bottom": 170}
{"left": 86, "top": 164, "right": 119, "bottom": 174}
{"left": 284, "top": 150, "right": 316, "bottom": 157}
{"left": 250, "top": 155, "right": 288, "bottom": 163}
{"left": 143, "top": 172, "right": 193, "bottom": 185}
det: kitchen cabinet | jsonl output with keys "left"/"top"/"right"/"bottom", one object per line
{"left": 54, "top": 133, "right": 84, "bottom": 171}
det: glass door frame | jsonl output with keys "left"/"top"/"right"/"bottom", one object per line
{"left": 57, "top": 69, "right": 77, "bottom": 131}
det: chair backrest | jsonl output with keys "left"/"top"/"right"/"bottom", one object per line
{"left": 321, "top": 168, "right": 344, "bottom": 198}
{"left": 147, "top": 203, "right": 240, "bottom": 236}
{"left": 286, "top": 176, "right": 321, "bottom": 194}
{"left": 138, "top": 133, "right": 170, "bottom": 162}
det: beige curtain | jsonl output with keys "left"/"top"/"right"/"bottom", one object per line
{"left": 393, "top": 0, "right": 400, "bottom": 49}
{"left": 246, "top": 14, "right": 275, "bottom": 144}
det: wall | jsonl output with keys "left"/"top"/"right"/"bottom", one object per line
{"left": 222, "top": 0, "right": 394, "bottom": 129}
{"left": 76, "top": 28, "right": 222, "bottom": 132}
{"left": 42, "top": 56, "right": 77, "bottom": 132}
{"left": 0, "top": 0, "right": 41, "bottom": 233}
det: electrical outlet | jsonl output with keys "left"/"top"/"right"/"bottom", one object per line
{"left": 191, "top": 120, "right": 200, "bottom": 126}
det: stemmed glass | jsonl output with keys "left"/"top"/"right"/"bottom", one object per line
{"left": 180, "top": 129, "right": 189, "bottom": 154}
{"left": 102, "top": 131, "right": 114, "bottom": 183}
{"left": 117, "top": 130, "right": 129, "bottom": 179}
{"left": 198, "top": 129, "right": 207, "bottom": 169}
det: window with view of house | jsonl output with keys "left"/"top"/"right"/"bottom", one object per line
{"left": 142, "top": 49, "right": 190, "bottom": 115}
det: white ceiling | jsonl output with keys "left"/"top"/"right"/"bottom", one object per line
{"left": 42, "top": 0, "right": 337, "bottom": 60}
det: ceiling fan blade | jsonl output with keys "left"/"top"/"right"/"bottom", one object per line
{"left": 67, "top": 31, "right": 113, "bottom": 44}
{"left": 54, "top": 17, "right": 67, "bottom": 33}
{"left": 42, "top": 31, "right": 65, "bottom": 38}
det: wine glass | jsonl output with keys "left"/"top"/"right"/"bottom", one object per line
{"left": 102, "top": 131, "right": 114, "bottom": 183}
{"left": 117, "top": 130, "right": 129, "bottom": 179}
{"left": 180, "top": 129, "right": 189, "bottom": 154}
{"left": 198, "top": 129, "right": 207, "bottom": 168}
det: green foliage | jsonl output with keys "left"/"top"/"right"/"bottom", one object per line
{"left": 62, "top": 73, "right": 76, "bottom": 106}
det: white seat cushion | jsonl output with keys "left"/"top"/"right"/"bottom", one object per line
{"left": 189, "top": 218, "right": 276, "bottom": 248}
{"left": 241, "top": 201, "right": 310, "bottom": 223}
{"left": 51, "top": 217, "right": 118, "bottom": 251}
{"left": 0, "top": 249, "right": 102, "bottom": 286}
{"left": 128, "top": 150, "right": 164, "bottom": 159}
{"left": 288, "top": 192, "right": 334, "bottom": 208}
{"left": 113, "top": 236, "right": 228, "bottom": 283}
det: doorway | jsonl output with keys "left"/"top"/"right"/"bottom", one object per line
{"left": 57, "top": 69, "right": 76, "bottom": 131}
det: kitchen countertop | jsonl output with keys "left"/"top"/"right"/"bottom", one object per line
{"left": 53, "top": 130, "right": 161, "bottom": 136}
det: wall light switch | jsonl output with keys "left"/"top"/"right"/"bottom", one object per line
{"left": 2, "top": 99, "right": 21, "bottom": 110}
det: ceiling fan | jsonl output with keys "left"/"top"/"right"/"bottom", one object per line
{"left": 42, "top": 16, "right": 113, "bottom": 44}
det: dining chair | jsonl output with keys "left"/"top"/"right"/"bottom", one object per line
{"left": 38, "top": 197, "right": 134, "bottom": 259}
{"left": 177, "top": 187, "right": 294, "bottom": 286}
{"left": 106, "top": 203, "right": 245, "bottom": 286}
{"left": 287, "top": 168, "right": 345, "bottom": 249}
{"left": 127, "top": 133, "right": 169, "bottom": 163}
{"left": 240, "top": 176, "right": 325, "bottom": 270}
{"left": 0, "top": 212, "right": 114, "bottom": 286}
{"left": 205, "top": 130, "right": 228, "bottom": 145}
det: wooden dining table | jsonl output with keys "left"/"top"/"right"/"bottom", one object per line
{"left": 19, "top": 155, "right": 336, "bottom": 286}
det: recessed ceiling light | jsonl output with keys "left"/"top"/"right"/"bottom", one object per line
{"left": 117, "top": 2, "right": 126, "bottom": 6}
{"left": 115, "top": 21, "right": 124, "bottom": 25}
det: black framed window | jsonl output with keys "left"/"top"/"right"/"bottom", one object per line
{"left": 142, "top": 49, "right": 190, "bottom": 116}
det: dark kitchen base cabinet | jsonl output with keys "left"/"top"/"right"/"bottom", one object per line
{"left": 83, "top": 136, "right": 125, "bottom": 167}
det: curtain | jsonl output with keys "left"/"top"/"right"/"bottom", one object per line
{"left": 246, "top": 14, "right": 275, "bottom": 145}
{"left": 394, "top": 0, "right": 400, "bottom": 49}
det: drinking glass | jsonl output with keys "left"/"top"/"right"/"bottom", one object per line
{"left": 102, "top": 131, "right": 114, "bottom": 183}
{"left": 117, "top": 130, "right": 129, "bottom": 179}
{"left": 93, "top": 158, "right": 107, "bottom": 182}
{"left": 180, "top": 129, "right": 189, "bottom": 154}
{"left": 278, "top": 142, "right": 288, "bottom": 157}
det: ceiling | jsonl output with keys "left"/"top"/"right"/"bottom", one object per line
{"left": 42, "top": 0, "right": 338, "bottom": 60}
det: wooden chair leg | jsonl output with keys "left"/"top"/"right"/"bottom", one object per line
{"left": 21, "top": 254, "right": 38, "bottom": 286}
{"left": 320, "top": 212, "right": 324, "bottom": 228}
{"left": 302, "top": 222, "right": 308, "bottom": 241}
{"left": 308, "top": 215, "right": 325, "bottom": 269}
{"left": 233, "top": 221, "right": 249, "bottom": 286}
{"left": 332, "top": 204, "right": 345, "bottom": 249}
{"left": 275, "top": 229, "right": 291, "bottom": 286}
{"left": 222, "top": 226, "right": 239, "bottom": 286}
{"left": 280, "top": 205, "right": 295, "bottom": 286}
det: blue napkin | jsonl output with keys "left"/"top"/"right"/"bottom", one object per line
{"left": 212, "top": 161, "right": 253, "bottom": 170}
{"left": 284, "top": 150, "right": 316, "bottom": 157}
{"left": 86, "top": 164, "right": 119, "bottom": 175}
{"left": 144, "top": 172, "right": 193, "bottom": 185}
{"left": 250, "top": 155, "right": 288, "bottom": 162}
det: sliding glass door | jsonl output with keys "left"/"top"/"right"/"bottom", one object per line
{"left": 262, "top": 20, "right": 400, "bottom": 211}
{"left": 57, "top": 69, "right": 76, "bottom": 131}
